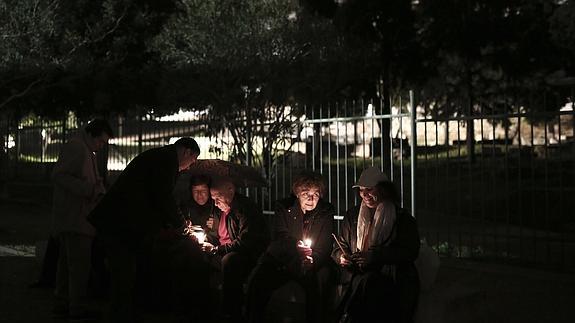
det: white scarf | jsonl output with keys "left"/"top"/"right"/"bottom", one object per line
{"left": 356, "top": 201, "right": 396, "bottom": 252}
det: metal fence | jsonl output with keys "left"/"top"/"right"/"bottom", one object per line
{"left": 415, "top": 103, "right": 575, "bottom": 271}
{"left": 2, "top": 93, "right": 574, "bottom": 271}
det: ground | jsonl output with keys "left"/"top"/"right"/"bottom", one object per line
{"left": 1, "top": 200, "right": 574, "bottom": 323}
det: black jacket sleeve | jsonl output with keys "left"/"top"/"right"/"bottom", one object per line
{"left": 272, "top": 202, "right": 291, "bottom": 241}
{"left": 332, "top": 207, "right": 356, "bottom": 264}
{"left": 310, "top": 202, "right": 336, "bottom": 267}
{"left": 218, "top": 197, "right": 269, "bottom": 256}
{"left": 369, "top": 209, "right": 420, "bottom": 266}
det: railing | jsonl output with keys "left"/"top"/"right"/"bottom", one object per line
{"left": 2, "top": 93, "right": 573, "bottom": 271}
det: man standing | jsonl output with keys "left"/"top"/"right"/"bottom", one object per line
{"left": 88, "top": 137, "right": 200, "bottom": 323}
{"left": 202, "top": 177, "right": 269, "bottom": 321}
{"left": 52, "top": 119, "right": 113, "bottom": 320}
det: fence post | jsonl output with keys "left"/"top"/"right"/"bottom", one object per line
{"left": 410, "top": 90, "right": 417, "bottom": 218}
{"left": 138, "top": 113, "right": 143, "bottom": 155}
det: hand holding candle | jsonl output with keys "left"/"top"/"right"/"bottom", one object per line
{"left": 192, "top": 231, "right": 206, "bottom": 244}
{"left": 332, "top": 233, "right": 352, "bottom": 267}
{"left": 202, "top": 241, "right": 215, "bottom": 253}
{"left": 297, "top": 239, "right": 313, "bottom": 258}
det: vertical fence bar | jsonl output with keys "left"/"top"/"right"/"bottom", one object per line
{"left": 327, "top": 103, "right": 332, "bottom": 202}
{"left": 344, "top": 101, "right": 349, "bottom": 216}
{"left": 467, "top": 113, "right": 474, "bottom": 256}
{"left": 543, "top": 118, "right": 550, "bottom": 265}
{"left": 517, "top": 107, "right": 524, "bottom": 262}
{"left": 410, "top": 91, "right": 416, "bottom": 218}
{"left": 491, "top": 113, "right": 498, "bottom": 259}
{"left": 361, "top": 99, "right": 366, "bottom": 172}
{"left": 380, "top": 97, "right": 385, "bottom": 172}
{"left": 504, "top": 113, "right": 511, "bottom": 263}
{"left": 456, "top": 105, "right": 462, "bottom": 257}
{"left": 320, "top": 104, "right": 323, "bottom": 176}
{"left": 312, "top": 105, "right": 316, "bottom": 172}
{"left": 529, "top": 107, "right": 537, "bottom": 264}
{"left": 336, "top": 101, "right": 341, "bottom": 233}
{"left": 353, "top": 100, "right": 358, "bottom": 206}
{"left": 371, "top": 99, "right": 375, "bottom": 167}
{"left": 399, "top": 99, "right": 404, "bottom": 207}
{"left": 479, "top": 106, "right": 486, "bottom": 258}
{"left": 138, "top": 114, "right": 143, "bottom": 155}
{"left": 392, "top": 95, "right": 396, "bottom": 182}
{"left": 557, "top": 110, "right": 564, "bottom": 269}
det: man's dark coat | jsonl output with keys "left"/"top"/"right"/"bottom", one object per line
{"left": 88, "top": 145, "right": 183, "bottom": 240}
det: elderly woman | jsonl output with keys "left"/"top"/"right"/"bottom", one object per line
{"left": 246, "top": 172, "right": 336, "bottom": 323}
{"left": 333, "top": 167, "right": 420, "bottom": 323}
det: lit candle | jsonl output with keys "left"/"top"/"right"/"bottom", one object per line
{"left": 304, "top": 238, "right": 312, "bottom": 248}
{"left": 193, "top": 231, "right": 206, "bottom": 244}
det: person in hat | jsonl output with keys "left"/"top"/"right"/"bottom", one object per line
{"left": 246, "top": 172, "right": 336, "bottom": 323}
{"left": 332, "top": 166, "right": 420, "bottom": 323}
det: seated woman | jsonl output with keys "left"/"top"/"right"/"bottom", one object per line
{"left": 333, "top": 167, "right": 420, "bottom": 323}
{"left": 246, "top": 172, "right": 336, "bottom": 323}
{"left": 178, "top": 174, "right": 214, "bottom": 228}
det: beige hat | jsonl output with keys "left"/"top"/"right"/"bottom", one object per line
{"left": 352, "top": 166, "right": 389, "bottom": 188}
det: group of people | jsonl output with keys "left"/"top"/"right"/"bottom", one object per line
{"left": 50, "top": 119, "right": 421, "bottom": 323}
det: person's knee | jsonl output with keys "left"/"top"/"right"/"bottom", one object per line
{"left": 221, "top": 251, "right": 242, "bottom": 269}
{"left": 354, "top": 271, "right": 390, "bottom": 293}
{"left": 315, "top": 265, "right": 333, "bottom": 284}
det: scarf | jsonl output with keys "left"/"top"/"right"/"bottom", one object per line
{"left": 357, "top": 201, "right": 396, "bottom": 251}
{"left": 356, "top": 201, "right": 397, "bottom": 279}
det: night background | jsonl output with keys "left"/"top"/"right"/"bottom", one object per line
{"left": 1, "top": 0, "right": 574, "bottom": 322}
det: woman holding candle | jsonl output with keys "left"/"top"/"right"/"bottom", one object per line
{"left": 246, "top": 172, "right": 336, "bottom": 323}
{"left": 178, "top": 175, "right": 215, "bottom": 230}
{"left": 333, "top": 167, "right": 420, "bottom": 323}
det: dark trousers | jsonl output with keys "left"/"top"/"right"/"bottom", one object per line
{"left": 168, "top": 238, "right": 211, "bottom": 317}
{"left": 54, "top": 232, "right": 93, "bottom": 315}
{"left": 246, "top": 262, "right": 334, "bottom": 323}
{"left": 338, "top": 270, "right": 418, "bottom": 323}
{"left": 103, "top": 237, "right": 150, "bottom": 323}
{"left": 33, "top": 234, "right": 59, "bottom": 288}
{"left": 208, "top": 251, "right": 255, "bottom": 318}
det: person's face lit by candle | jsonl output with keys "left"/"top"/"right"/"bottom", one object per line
{"left": 358, "top": 186, "right": 383, "bottom": 209}
{"left": 296, "top": 187, "right": 321, "bottom": 213}
{"left": 304, "top": 238, "right": 312, "bottom": 248}
{"left": 191, "top": 184, "right": 210, "bottom": 206}
{"left": 210, "top": 180, "right": 235, "bottom": 213}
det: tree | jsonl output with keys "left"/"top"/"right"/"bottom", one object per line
{"left": 415, "top": 0, "right": 565, "bottom": 159}
{"left": 151, "top": 0, "right": 356, "bottom": 175}
{"left": 0, "top": 0, "right": 178, "bottom": 118}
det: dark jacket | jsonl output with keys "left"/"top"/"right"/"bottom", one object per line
{"left": 269, "top": 196, "right": 336, "bottom": 268}
{"left": 332, "top": 204, "right": 420, "bottom": 283}
{"left": 210, "top": 193, "right": 269, "bottom": 258}
{"left": 178, "top": 198, "right": 215, "bottom": 230}
{"left": 88, "top": 145, "right": 183, "bottom": 239}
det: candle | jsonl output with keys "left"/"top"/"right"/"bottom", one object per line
{"left": 304, "top": 238, "right": 312, "bottom": 248}
{"left": 193, "top": 231, "right": 206, "bottom": 244}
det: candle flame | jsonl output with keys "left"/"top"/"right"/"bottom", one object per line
{"left": 193, "top": 232, "right": 206, "bottom": 244}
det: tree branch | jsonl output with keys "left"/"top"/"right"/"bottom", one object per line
{"left": 0, "top": 77, "right": 45, "bottom": 111}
